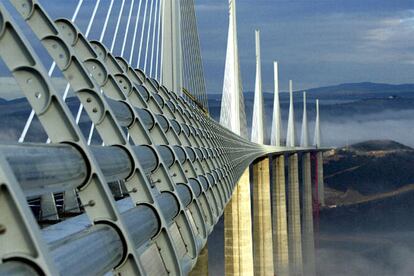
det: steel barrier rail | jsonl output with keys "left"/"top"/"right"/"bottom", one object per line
{"left": 14, "top": 6, "right": 209, "bottom": 274}
{"left": 0, "top": 4, "right": 157, "bottom": 274}
{"left": 0, "top": 143, "right": 160, "bottom": 197}
{"left": 0, "top": 2, "right": 322, "bottom": 275}
{"left": 0, "top": 142, "right": 234, "bottom": 225}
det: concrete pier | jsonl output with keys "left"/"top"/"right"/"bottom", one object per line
{"left": 316, "top": 151, "right": 325, "bottom": 206}
{"left": 224, "top": 168, "right": 254, "bottom": 275}
{"left": 302, "top": 153, "right": 316, "bottom": 276}
{"left": 272, "top": 155, "right": 289, "bottom": 276}
{"left": 252, "top": 157, "right": 274, "bottom": 276}
{"left": 225, "top": 184, "right": 240, "bottom": 275}
{"left": 288, "top": 153, "right": 303, "bottom": 276}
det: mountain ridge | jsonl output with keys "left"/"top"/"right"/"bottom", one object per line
{"left": 207, "top": 82, "right": 414, "bottom": 98}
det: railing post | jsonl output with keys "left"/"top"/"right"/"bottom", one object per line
{"left": 272, "top": 154, "right": 290, "bottom": 276}
{"left": 63, "top": 189, "right": 81, "bottom": 214}
{"left": 40, "top": 193, "right": 59, "bottom": 222}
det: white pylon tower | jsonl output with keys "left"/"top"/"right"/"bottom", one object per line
{"left": 300, "top": 92, "right": 309, "bottom": 147}
{"left": 271, "top": 61, "right": 283, "bottom": 146}
{"left": 271, "top": 61, "right": 290, "bottom": 276}
{"left": 286, "top": 80, "right": 303, "bottom": 275}
{"left": 219, "top": 0, "right": 247, "bottom": 138}
{"left": 161, "top": 0, "right": 183, "bottom": 94}
{"left": 301, "top": 92, "right": 316, "bottom": 276}
{"left": 286, "top": 80, "right": 296, "bottom": 147}
{"left": 314, "top": 99, "right": 325, "bottom": 206}
{"left": 251, "top": 30, "right": 265, "bottom": 144}
{"left": 221, "top": 1, "right": 253, "bottom": 275}
{"left": 314, "top": 99, "right": 321, "bottom": 148}
{"left": 251, "top": 29, "right": 274, "bottom": 275}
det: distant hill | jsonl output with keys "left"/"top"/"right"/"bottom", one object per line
{"left": 348, "top": 140, "right": 412, "bottom": 152}
{"left": 321, "top": 140, "right": 414, "bottom": 235}
{"left": 208, "top": 82, "right": 414, "bottom": 143}
{"left": 208, "top": 82, "right": 414, "bottom": 100}
{"left": 324, "top": 140, "right": 414, "bottom": 196}
{"left": 305, "top": 82, "right": 414, "bottom": 97}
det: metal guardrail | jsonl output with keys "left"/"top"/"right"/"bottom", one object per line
{"left": 0, "top": 1, "right": 319, "bottom": 275}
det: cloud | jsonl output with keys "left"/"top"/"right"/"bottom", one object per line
{"left": 317, "top": 235, "right": 414, "bottom": 276}
{"left": 318, "top": 110, "right": 414, "bottom": 148}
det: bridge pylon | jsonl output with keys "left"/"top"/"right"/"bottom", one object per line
{"left": 314, "top": 100, "right": 325, "bottom": 206}
{"left": 251, "top": 29, "right": 274, "bottom": 276}
{"left": 220, "top": 0, "right": 254, "bottom": 275}
{"left": 271, "top": 61, "right": 290, "bottom": 276}
{"left": 161, "top": 0, "right": 183, "bottom": 94}
{"left": 286, "top": 81, "right": 304, "bottom": 276}
{"left": 300, "top": 92, "right": 316, "bottom": 276}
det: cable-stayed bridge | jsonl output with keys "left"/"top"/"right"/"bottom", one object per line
{"left": 0, "top": 0, "right": 326, "bottom": 275}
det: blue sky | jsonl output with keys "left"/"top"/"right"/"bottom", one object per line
{"left": 3, "top": 0, "right": 414, "bottom": 94}
{"left": 195, "top": 0, "right": 414, "bottom": 93}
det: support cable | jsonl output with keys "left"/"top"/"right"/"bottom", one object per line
{"left": 149, "top": 0, "right": 159, "bottom": 77}
{"left": 190, "top": 0, "right": 208, "bottom": 108}
{"left": 120, "top": 0, "right": 136, "bottom": 57}
{"left": 186, "top": 0, "right": 200, "bottom": 105}
{"left": 181, "top": 0, "right": 197, "bottom": 102}
{"left": 110, "top": 0, "right": 127, "bottom": 52}
{"left": 136, "top": 0, "right": 149, "bottom": 68}
{"left": 143, "top": 0, "right": 154, "bottom": 73}
{"left": 159, "top": 0, "right": 164, "bottom": 81}
{"left": 155, "top": 0, "right": 162, "bottom": 80}
{"left": 99, "top": 0, "right": 115, "bottom": 42}
{"left": 180, "top": 0, "right": 191, "bottom": 97}
{"left": 128, "top": 0, "right": 143, "bottom": 64}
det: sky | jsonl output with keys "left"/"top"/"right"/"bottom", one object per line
{"left": 195, "top": 0, "right": 414, "bottom": 93}
{"left": 1, "top": 0, "right": 414, "bottom": 94}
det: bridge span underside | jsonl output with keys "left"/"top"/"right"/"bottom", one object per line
{"left": 0, "top": 1, "right": 324, "bottom": 275}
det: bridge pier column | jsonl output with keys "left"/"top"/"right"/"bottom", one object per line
{"left": 316, "top": 151, "right": 325, "bottom": 206}
{"left": 189, "top": 245, "right": 208, "bottom": 276}
{"left": 252, "top": 157, "right": 274, "bottom": 276}
{"left": 224, "top": 168, "right": 254, "bottom": 275}
{"left": 224, "top": 183, "right": 240, "bottom": 275}
{"left": 272, "top": 155, "right": 289, "bottom": 276}
{"left": 302, "top": 153, "right": 316, "bottom": 276}
{"left": 288, "top": 153, "right": 303, "bottom": 276}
